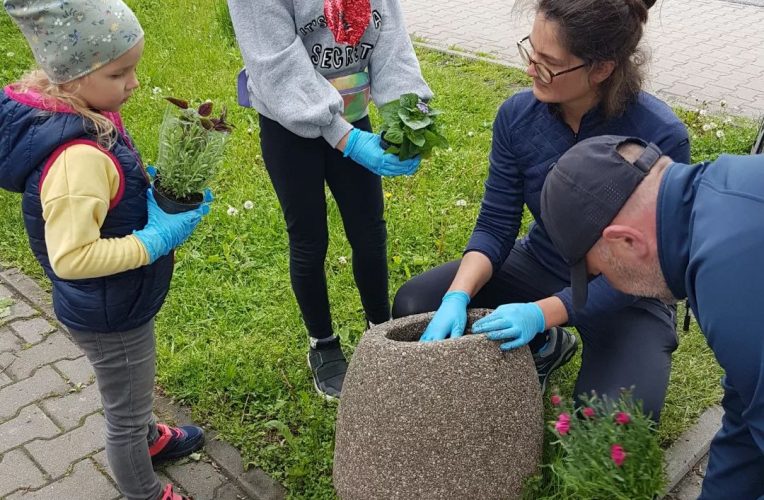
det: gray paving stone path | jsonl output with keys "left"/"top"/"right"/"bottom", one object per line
{"left": 400, "top": 0, "right": 764, "bottom": 118}
{"left": 0, "top": 267, "right": 286, "bottom": 500}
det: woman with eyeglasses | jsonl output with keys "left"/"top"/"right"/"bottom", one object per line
{"left": 392, "top": 0, "right": 690, "bottom": 420}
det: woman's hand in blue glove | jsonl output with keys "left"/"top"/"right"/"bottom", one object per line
{"left": 133, "top": 188, "right": 212, "bottom": 263}
{"left": 472, "top": 302, "right": 546, "bottom": 351}
{"left": 343, "top": 128, "right": 421, "bottom": 177}
{"left": 420, "top": 290, "right": 471, "bottom": 342}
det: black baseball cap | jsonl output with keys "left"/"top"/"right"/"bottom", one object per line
{"left": 540, "top": 135, "right": 663, "bottom": 310}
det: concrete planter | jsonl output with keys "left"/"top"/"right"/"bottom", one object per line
{"left": 333, "top": 310, "right": 543, "bottom": 499}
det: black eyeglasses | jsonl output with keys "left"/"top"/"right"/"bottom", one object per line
{"left": 517, "top": 36, "right": 587, "bottom": 84}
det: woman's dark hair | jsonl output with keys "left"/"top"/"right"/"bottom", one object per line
{"left": 534, "top": 0, "right": 654, "bottom": 118}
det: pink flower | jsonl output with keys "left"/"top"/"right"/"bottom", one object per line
{"left": 550, "top": 394, "right": 562, "bottom": 407}
{"left": 615, "top": 412, "right": 631, "bottom": 425}
{"left": 611, "top": 444, "right": 627, "bottom": 467}
{"left": 555, "top": 412, "right": 571, "bottom": 435}
{"left": 582, "top": 407, "right": 595, "bottom": 418}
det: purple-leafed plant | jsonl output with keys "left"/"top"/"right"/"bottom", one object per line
{"left": 154, "top": 97, "right": 232, "bottom": 204}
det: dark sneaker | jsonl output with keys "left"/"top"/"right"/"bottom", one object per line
{"left": 159, "top": 483, "right": 191, "bottom": 500}
{"left": 149, "top": 423, "right": 205, "bottom": 464}
{"left": 308, "top": 335, "right": 348, "bottom": 400}
{"left": 533, "top": 327, "right": 578, "bottom": 393}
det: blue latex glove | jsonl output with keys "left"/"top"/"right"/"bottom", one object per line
{"left": 146, "top": 164, "right": 157, "bottom": 180}
{"left": 472, "top": 303, "right": 546, "bottom": 351}
{"left": 343, "top": 128, "right": 421, "bottom": 177}
{"left": 133, "top": 188, "right": 212, "bottom": 263}
{"left": 420, "top": 290, "right": 471, "bottom": 342}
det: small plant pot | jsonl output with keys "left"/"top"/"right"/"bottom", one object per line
{"left": 152, "top": 178, "right": 203, "bottom": 214}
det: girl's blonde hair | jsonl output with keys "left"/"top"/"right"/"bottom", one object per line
{"left": 15, "top": 69, "right": 118, "bottom": 149}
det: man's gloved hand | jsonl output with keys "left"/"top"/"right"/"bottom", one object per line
{"left": 472, "top": 302, "right": 546, "bottom": 351}
{"left": 133, "top": 188, "right": 212, "bottom": 263}
{"left": 420, "top": 290, "right": 471, "bottom": 342}
{"left": 343, "top": 128, "right": 421, "bottom": 177}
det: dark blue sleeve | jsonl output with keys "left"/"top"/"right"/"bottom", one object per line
{"left": 464, "top": 101, "right": 524, "bottom": 268}
{"left": 554, "top": 276, "right": 640, "bottom": 325}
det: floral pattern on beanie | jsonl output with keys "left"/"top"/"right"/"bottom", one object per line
{"left": 4, "top": 0, "right": 144, "bottom": 83}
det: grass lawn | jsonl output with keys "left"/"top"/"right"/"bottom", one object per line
{"left": 0, "top": 1, "right": 756, "bottom": 497}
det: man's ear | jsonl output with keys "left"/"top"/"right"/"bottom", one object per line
{"left": 601, "top": 224, "right": 650, "bottom": 258}
{"left": 589, "top": 60, "right": 616, "bottom": 85}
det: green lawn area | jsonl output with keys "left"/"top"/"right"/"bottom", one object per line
{"left": 0, "top": 1, "right": 756, "bottom": 498}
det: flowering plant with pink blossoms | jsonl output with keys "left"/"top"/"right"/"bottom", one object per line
{"left": 523, "top": 390, "right": 665, "bottom": 499}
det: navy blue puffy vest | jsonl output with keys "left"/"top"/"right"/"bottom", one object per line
{"left": 0, "top": 87, "right": 173, "bottom": 333}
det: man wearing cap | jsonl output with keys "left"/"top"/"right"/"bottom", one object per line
{"left": 539, "top": 135, "right": 764, "bottom": 498}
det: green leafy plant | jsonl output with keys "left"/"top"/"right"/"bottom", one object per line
{"left": 524, "top": 390, "right": 666, "bottom": 500}
{"left": 378, "top": 93, "right": 448, "bottom": 160}
{"left": 155, "top": 97, "right": 232, "bottom": 202}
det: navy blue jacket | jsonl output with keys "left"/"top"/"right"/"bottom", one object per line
{"left": 0, "top": 88, "right": 173, "bottom": 333}
{"left": 659, "top": 155, "right": 764, "bottom": 445}
{"left": 466, "top": 90, "right": 690, "bottom": 324}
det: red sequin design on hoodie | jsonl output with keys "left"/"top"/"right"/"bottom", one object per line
{"left": 324, "top": 0, "right": 371, "bottom": 46}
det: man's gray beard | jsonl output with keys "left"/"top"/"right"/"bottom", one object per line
{"left": 607, "top": 251, "right": 677, "bottom": 305}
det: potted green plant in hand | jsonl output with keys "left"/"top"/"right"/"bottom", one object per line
{"left": 378, "top": 93, "right": 448, "bottom": 160}
{"left": 152, "top": 97, "right": 232, "bottom": 213}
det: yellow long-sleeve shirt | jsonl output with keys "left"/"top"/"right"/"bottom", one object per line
{"left": 40, "top": 143, "right": 149, "bottom": 280}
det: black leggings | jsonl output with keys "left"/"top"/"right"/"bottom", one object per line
{"left": 392, "top": 242, "right": 678, "bottom": 420}
{"left": 259, "top": 115, "right": 390, "bottom": 338}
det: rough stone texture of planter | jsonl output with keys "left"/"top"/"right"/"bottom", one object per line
{"left": 333, "top": 310, "right": 543, "bottom": 499}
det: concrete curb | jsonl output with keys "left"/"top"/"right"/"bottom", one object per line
{"left": 663, "top": 405, "right": 723, "bottom": 495}
{"left": 0, "top": 265, "right": 286, "bottom": 500}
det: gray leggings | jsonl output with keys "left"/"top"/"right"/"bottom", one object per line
{"left": 68, "top": 320, "right": 161, "bottom": 500}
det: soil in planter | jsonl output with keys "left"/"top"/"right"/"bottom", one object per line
{"left": 153, "top": 177, "right": 204, "bottom": 214}
{"left": 154, "top": 178, "right": 204, "bottom": 205}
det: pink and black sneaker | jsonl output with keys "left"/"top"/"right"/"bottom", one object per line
{"left": 149, "top": 423, "right": 205, "bottom": 464}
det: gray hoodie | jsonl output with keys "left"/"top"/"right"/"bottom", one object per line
{"left": 228, "top": 0, "right": 432, "bottom": 147}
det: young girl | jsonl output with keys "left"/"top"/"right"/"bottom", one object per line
{"left": 228, "top": 0, "right": 432, "bottom": 399}
{"left": 2, "top": 1, "right": 211, "bottom": 499}
{"left": 394, "top": 0, "right": 690, "bottom": 421}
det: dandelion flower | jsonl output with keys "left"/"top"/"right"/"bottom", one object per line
{"left": 716, "top": 130, "right": 725, "bottom": 139}
{"left": 338, "top": 256, "right": 348, "bottom": 265}
{"left": 702, "top": 124, "right": 712, "bottom": 132}
{"left": 455, "top": 199, "right": 467, "bottom": 207}
{"left": 699, "top": 109, "right": 708, "bottom": 116}
{"left": 243, "top": 200, "right": 254, "bottom": 210}
{"left": 227, "top": 206, "right": 238, "bottom": 216}
{"left": 467, "top": 131, "right": 475, "bottom": 137}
